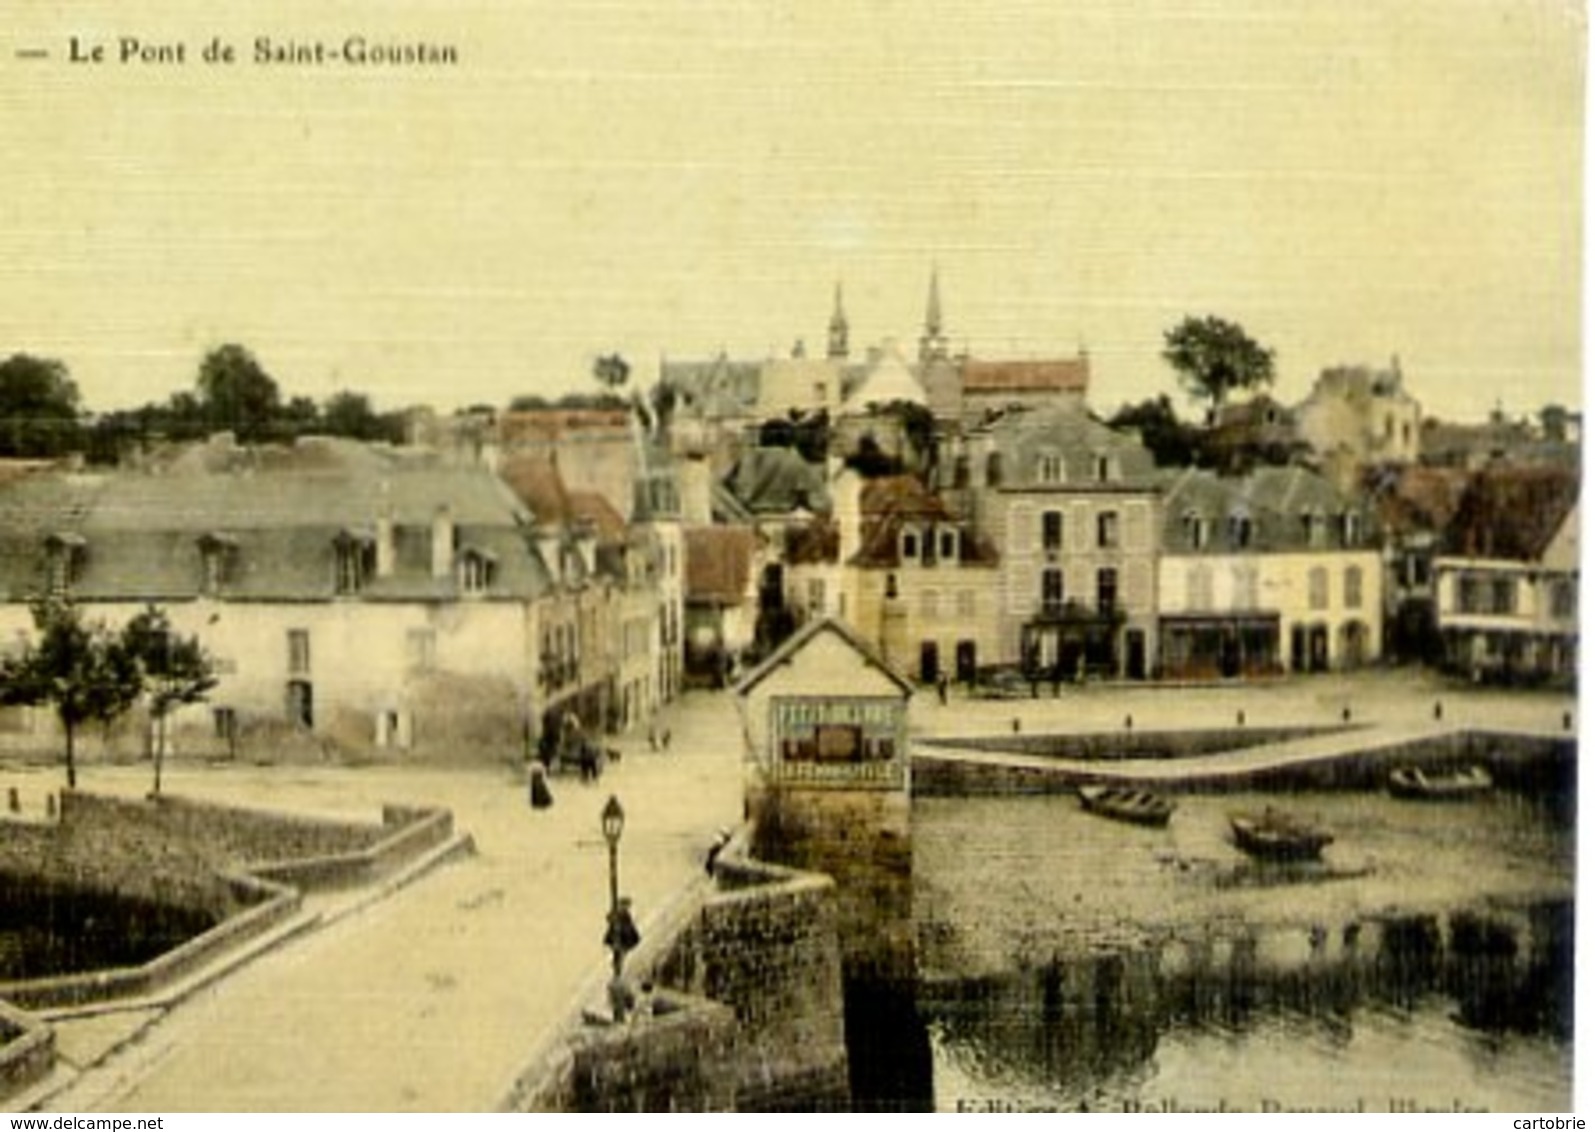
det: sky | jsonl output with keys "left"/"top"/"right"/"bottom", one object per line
{"left": 0, "top": 0, "right": 1584, "bottom": 421}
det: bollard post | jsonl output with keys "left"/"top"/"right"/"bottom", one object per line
{"left": 1433, "top": 700, "right": 1443, "bottom": 722}
{"left": 1124, "top": 714, "right": 1133, "bottom": 732}
{"left": 1237, "top": 710, "right": 1246, "bottom": 727}
{"left": 6, "top": 786, "right": 17, "bottom": 813}
{"left": 1011, "top": 717, "right": 1021, "bottom": 734}
{"left": 1342, "top": 706, "right": 1352, "bottom": 723}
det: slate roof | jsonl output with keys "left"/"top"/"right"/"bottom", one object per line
{"left": 1443, "top": 464, "right": 1580, "bottom": 561}
{"left": 0, "top": 441, "right": 553, "bottom": 603}
{"left": 733, "top": 616, "right": 914, "bottom": 698}
{"left": 684, "top": 525, "right": 756, "bottom": 605}
{"left": 722, "top": 448, "right": 830, "bottom": 516}
{"left": 973, "top": 403, "right": 1160, "bottom": 488}
{"left": 1160, "top": 465, "right": 1376, "bottom": 553}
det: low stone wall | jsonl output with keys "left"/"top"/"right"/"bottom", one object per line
{"left": 247, "top": 804, "right": 455, "bottom": 891}
{"left": 919, "top": 724, "right": 1351, "bottom": 762}
{"left": 0, "top": 1000, "right": 53, "bottom": 1101}
{"left": 501, "top": 846, "right": 851, "bottom": 1113}
{"left": 914, "top": 729, "right": 1576, "bottom": 796}
{"left": 0, "top": 872, "right": 300, "bottom": 1012}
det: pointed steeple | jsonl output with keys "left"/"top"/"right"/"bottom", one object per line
{"left": 919, "top": 266, "right": 948, "bottom": 363}
{"left": 827, "top": 281, "right": 849, "bottom": 359}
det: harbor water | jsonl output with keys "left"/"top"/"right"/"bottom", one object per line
{"left": 913, "top": 788, "right": 1574, "bottom": 1112}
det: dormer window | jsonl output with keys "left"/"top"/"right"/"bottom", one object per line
{"left": 460, "top": 548, "right": 497, "bottom": 594}
{"left": 197, "top": 533, "right": 238, "bottom": 596}
{"left": 1095, "top": 454, "right": 1116, "bottom": 483}
{"left": 901, "top": 531, "right": 919, "bottom": 562}
{"left": 986, "top": 452, "right": 1004, "bottom": 487}
{"left": 1300, "top": 509, "right": 1325, "bottom": 548}
{"left": 1037, "top": 453, "right": 1064, "bottom": 485}
{"left": 939, "top": 529, "right": 958, "bottom": 562}
{"left": 1183, "top": 511, "right": 1208, "bottom": 551}
{"left": 43, "top": 532, "right": 86, "bottom": 595}
{"left": 1340, "top": 512, "right": 1362, "bottom": 547}
{"left": 334, "top": 531, "right": 376, "bottom": 595}
{"left": 1228, "top": 512, "right": 1253, "bottom": 550}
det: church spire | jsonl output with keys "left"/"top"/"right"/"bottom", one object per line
{"left": 827, "top": 281, "right": 849, "bottom": 359}
{"left": 919, "top": 266, "right": 947, "bottom": 363}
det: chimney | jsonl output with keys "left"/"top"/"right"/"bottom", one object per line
{"left": 376, "top": 507, "right": 396, "bottom": 578}
{"left": 431, "top": 504, "right": 454, "bottom": 579}
{"left": 681, "top": 454, "right": 713, "bottom": 526}
{"left": 833, "top": 466, "right": 863, "bottom": 567}
{"left": 535, "top": 524, "right": 563, "bottom": 585}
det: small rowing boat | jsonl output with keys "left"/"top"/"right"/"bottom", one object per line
{"left": 1077, "top": 784, "right": 1175, "bottom": 827}
{"left": 1387, "top": 764, "right": 1493, "bottom": 800}
{"left": 1229, "top": 809, "right": 1332, "bottom": 861}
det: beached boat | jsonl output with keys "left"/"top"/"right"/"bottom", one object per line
{"left": 1229, "top": 810, "right": 1333, "bottom": 861}
{"left": 1387, "top": 765, "right": 1493, "bottom": 801}
{"left": 1077, "top": 784, "right": 1175, "bottom": 827}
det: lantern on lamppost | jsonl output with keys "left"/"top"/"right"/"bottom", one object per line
{"left": 600, "top": 794, "right": 639, "bottom": 1021}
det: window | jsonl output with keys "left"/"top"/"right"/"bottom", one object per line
{"left": 212, "top": 707, "right": 237, "bottom": 741}
{"left": 1308, "top": 567, "right": 1329, "bottom": 611}
{"left": 287, "top": 629, "right": 311, "bottom": 675}
{"left": 1097, "top": 511, "right": 1119, "bottom": 550}
{"left": 406, "top": 628, "right": 436, "bottom": 671}
{"left": 901, "top": 531, "right": 918, "bottom": 561}
{"left": 1096, "top": 568, "right": 1118, "bottom": 617}
{"left": 461, "top": 550, "right": 496, "bottom": 594}
{"left": 1233, "top": 564, "right": 1259, "bottom": 608}
{"left": 1095, "top": 455, "right": 1115, "bottom": 482}
{"left": 1042, "top": 510, "right": 1064, "bottom": 552}
{"left": 940, "top": 530, "right": 958, "bottom": 561}
{"left": 286, "top": 680, "right": 313, "bottom": 729}
{"left": 1228, "top": 512, "right": 1252, "bottom": 549}
{"left": 1405, "top": 554, "right": 1431, "bottom": 587}
{"left": 1458, "top": 574, "right": 1487, "bottom": 614}
{"left": 1491, "top": 578, "right": 1516, "bottom": 615}
{"left": 1552, "top": 579, "right": 1577, "bottom": 619}
{"left": 1041, "top": 568, "right": 1064, "bottom": 613}
{"left": 953, "top": 456, "right": 970, "bottom": 488}
{"left": 986, "top": 452, "right": 1004, "bottom": 487}
{"left": 1183, "top": 511, "right": 1208, "bottom": 551}
{"left": 806, "top": 577, "right": 826, "bottom": 613}
{"left": 1344, "top": 566, "right": 1363, "bottom": 609}
{"left": 1188, "top": 564, "right": 1213, "bottom": 611}
{"left": 885, "top": 573, "right": 899, "bottom": 599}
{"left": 334, "top": 534, "right": 374, "bottom": 595}
{"left": 1301, "top": 511, "right": 1324, "bottom": 548}
{"left": 1037, "top": 454, "right": 1064, "bottom": 484}
{"left": 1340, "top": 512, "right": 1362, "bottom": 547}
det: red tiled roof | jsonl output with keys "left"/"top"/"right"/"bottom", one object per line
{"left": 859, "top": 474, "right": 952, "bottom": 520}
{"left": 567, "top": 491, "right": 628, "bottom": 543}
{"left": 498, "top": 455, "right": 572, "bottom": 524}
{"left": 784, "top": 518, "right": 838, "bottom": 565}
{"left": 1446, "top": 464, "right": 1579, "bottom": 560}
{"left": 962, "top": 358, "right": 1090, "bottom": 395}
{"left": 498, "top": 409, "right": 633, "bottom": 445}
{"left": 685, "top": 525, "right": 756, "bottom": 604}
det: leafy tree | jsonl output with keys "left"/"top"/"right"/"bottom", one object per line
{"left": 0, "top": 354, "right": 83, "bottom": 457}
{"left": 1162, "top": 315, "right": 1275, "bottom": 415}
{"left": 1108, "top": 395, "right": 1203, "bottom": 468}
{"left": 320, "top": 390, "right": 384, "bottom": 441}
{"left": 196, "top": 344, "right": 282, "bottom": 442}
{"left": 0, "top": 600, "right": 143, "bottom": 788}
{"left": 121, "top": 607, "right": 217, "bottom": 797}
{"left": 593, "top": 353, "right": 631, "bottom": 391}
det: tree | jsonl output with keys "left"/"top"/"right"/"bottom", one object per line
{"left": 0, "top": 600, "right": 144, "bottom": 788}
{"left": 1162, "top": 315, "right": 1275, "bottom": 416}
{"left": 120, "top": 607, "right": 217, "bottom": 797}
{"left": 0, "top": 353, "right": 83, "bottom": 457}
{"left": 1108, "top": 395, "right": 1203, "bottom": 468}
{"left": 196, "top": 344, "right": 282, "bottom": 442}
{"left": 593, "top": 353, "right": 631, "bottom": 392}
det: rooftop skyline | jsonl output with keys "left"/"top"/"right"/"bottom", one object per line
{"left": 0, "top": 0, "right": 1583, "bottom": 420}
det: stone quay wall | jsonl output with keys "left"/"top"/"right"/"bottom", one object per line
{"left": 0, "top": 999, "right": 54, "bottom": 1100}
{"left": 501, "top": 847, "right": 850, "bottom": 1113}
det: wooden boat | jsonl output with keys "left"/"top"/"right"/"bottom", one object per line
{"left": 1229, "top": 810, "right": 1332, "bottom": 861}
{"left": 1387, "top": 765, "right": 1493, "bottom": 800}
{"left": 1077, "top": 784, "right": 1175, "bottom": 827}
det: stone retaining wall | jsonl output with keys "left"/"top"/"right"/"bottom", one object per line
{"left": 0, "top": 1000, "right": 53, "bottom": 1100}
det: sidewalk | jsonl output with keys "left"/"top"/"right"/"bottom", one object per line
{"left": 29, "top": 695, "right": 745, "bottom": 1113}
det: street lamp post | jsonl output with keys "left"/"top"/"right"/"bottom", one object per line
{"left": 599, "top": 794, "right": 636, "bottom": 1022}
